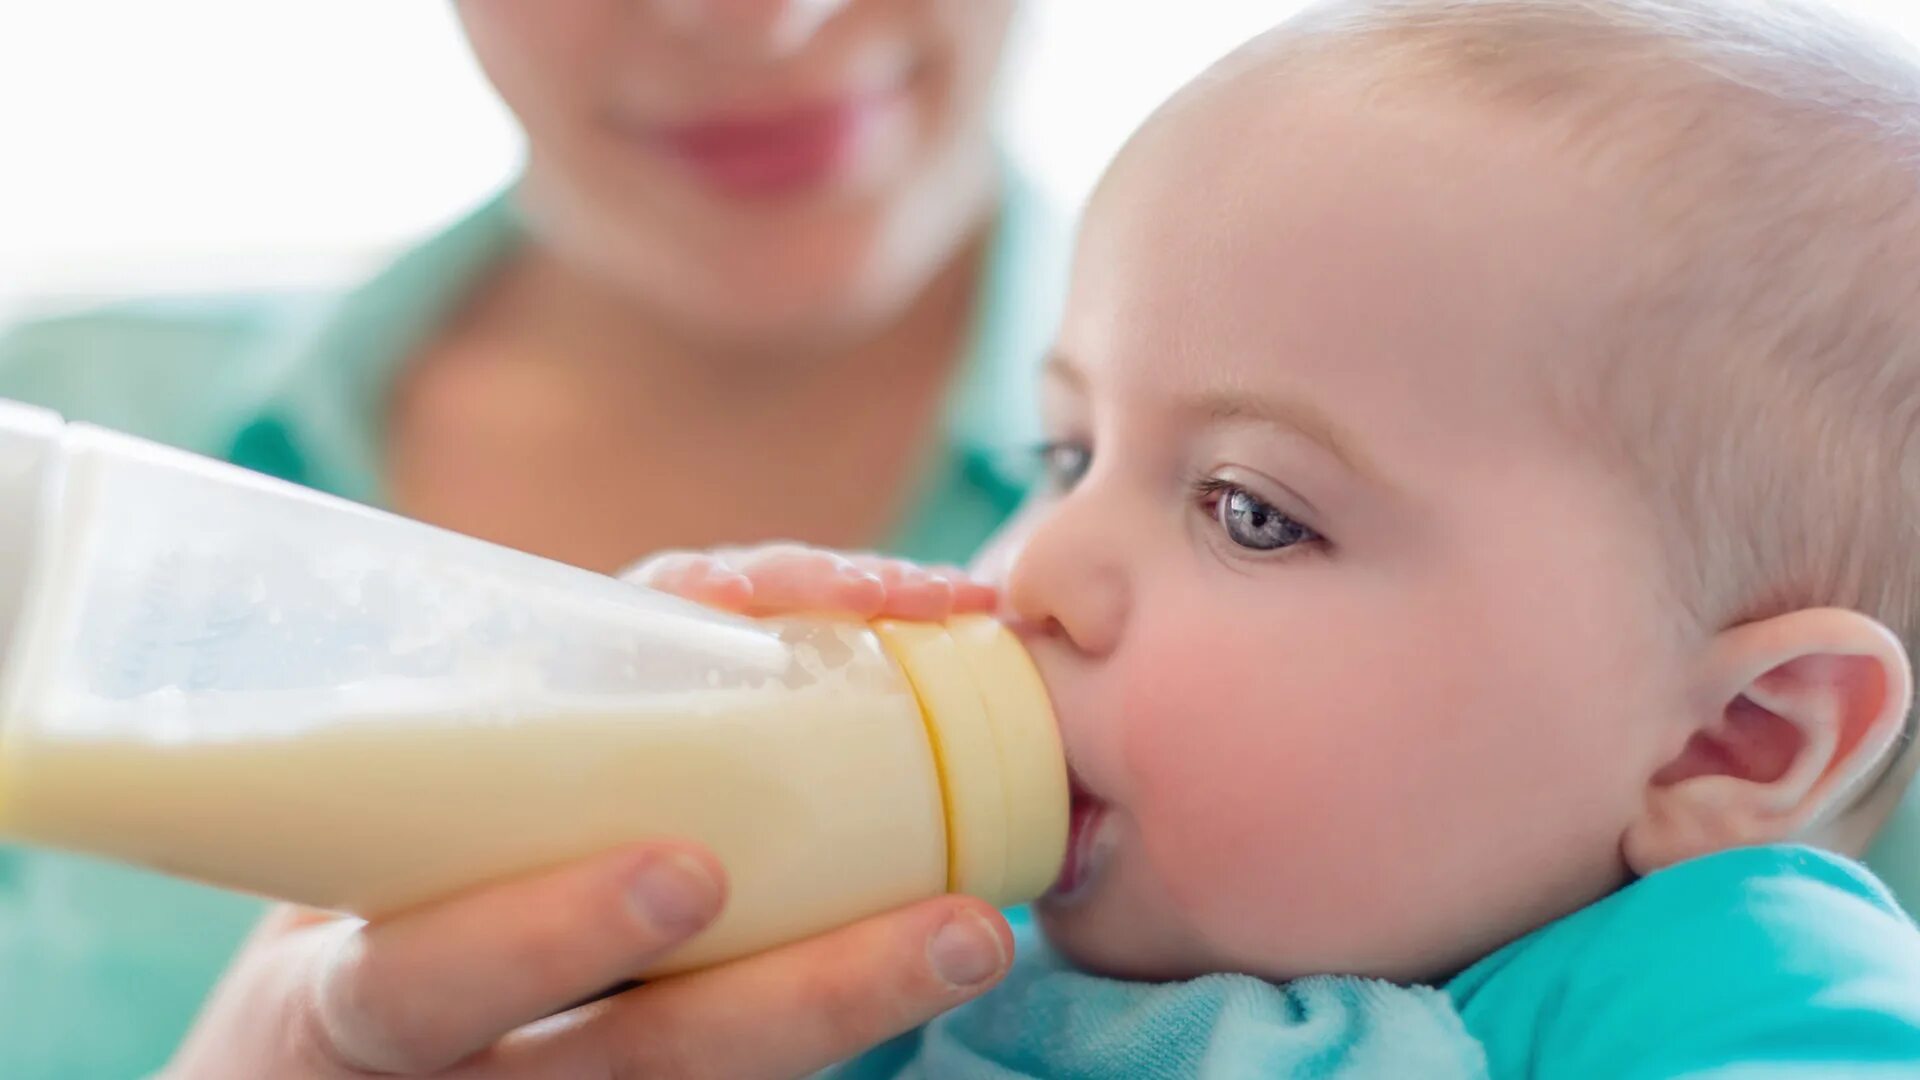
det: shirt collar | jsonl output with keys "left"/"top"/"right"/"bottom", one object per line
{"left": 228, "top": 165, "right": 1071, "bottom": 511}
{"left": 226, "top": 189, "right": 524, "bottom": 504}
{"left": 944, "top": 164, "right": 1074, "bottom": 504}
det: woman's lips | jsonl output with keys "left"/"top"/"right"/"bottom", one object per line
{"left": 646, "top": 89, "right": 898, "bottom": 199}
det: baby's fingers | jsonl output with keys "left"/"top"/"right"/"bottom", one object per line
{"left": 724, "top": 546, "right": 887, "bottom": 616}
{"left": 626, "top": 547, "right": 882, "bottom": 616}
{"left": 623, "top": 552, "right": 755, "bottom": 612}
{"left": 626, "top": 546, "right": 998, "bottom": 620}
{"left": 858, "top": 560, "right": 956, "bottom": 621}
{"left": 930, "top": 564, "right": 1001, "bottom": 616}
{"left": 851, "top": 559, "right": 1000, "bottom": 621}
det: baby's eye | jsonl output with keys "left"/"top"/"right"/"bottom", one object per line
{"left": 1200, "top": 480, "right": 1320, "bottom": 552}
{"left": 1035, "top": 440, "right": 1092, "bottom": 492}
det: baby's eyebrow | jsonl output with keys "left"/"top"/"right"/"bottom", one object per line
{"left": 1044, "top": 352, "right": 1387, "bottom": 489}
{"left": 1191, "top": 389, "right": 1386, "bottom": 489}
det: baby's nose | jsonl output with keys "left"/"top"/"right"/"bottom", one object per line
{"left": 1004, "top": 508, "right": 1129, "bottom": 660}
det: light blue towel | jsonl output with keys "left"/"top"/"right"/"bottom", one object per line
{"left": 823, "top": 916, "right": 1487, "bottom": 1079}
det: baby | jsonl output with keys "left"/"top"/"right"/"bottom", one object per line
{"left": 641, "top": 0, "right": 1920, "bottom": 1073}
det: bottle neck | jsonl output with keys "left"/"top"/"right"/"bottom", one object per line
{"left": 871, "top": 616, "right": 1069, "bottom": 906}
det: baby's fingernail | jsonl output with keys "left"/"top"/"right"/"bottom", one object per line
{"left": 837, "top": 564, "right": 884, "bottom": 584}
{"left": 627, "top": 852, "right": 722, "bottom": 937}
{"left": 928, "top": 912, "right": 1006, "bottom": 989}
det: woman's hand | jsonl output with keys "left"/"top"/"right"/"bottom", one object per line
{"left": 166, "top": 844, "right": 1012, "bottom": 1079}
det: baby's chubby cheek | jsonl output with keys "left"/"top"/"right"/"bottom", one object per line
{"left": 1108, "top": 610, "right": 1437, "bottom": 976}
{"left": 1110, "top": 626, "right": 1322, "bottom": 918}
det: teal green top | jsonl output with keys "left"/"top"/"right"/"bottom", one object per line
{"left": 827, "top": 846, "right": 1920, "bottom": 1078}
{"left": 0, "top": 178, "right": 1070, "bottom": 1078}
{"left": 1452, "top": 844, "right": 1920, "bottom": 1077}
{"left": 1866, "top": 776, "right": 1920, "bottom": 929}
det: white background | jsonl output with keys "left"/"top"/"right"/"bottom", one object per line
{"left": 2, "top": 1, "right": 1917, "bottom": 311}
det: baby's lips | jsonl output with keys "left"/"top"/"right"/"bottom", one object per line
{"left": 1052, "top": 772, "right": 1112, "bottom": 900}
{"left": 1064, "top": 759, "right": 1089, "bottom": 803}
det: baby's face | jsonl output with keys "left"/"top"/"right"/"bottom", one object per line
{"left": 991, "top": 83, "right": 1704, "bottom": 982}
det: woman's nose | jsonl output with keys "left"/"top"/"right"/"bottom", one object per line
{"left": 648, "top": 0, "right": 851, "bottom": 57}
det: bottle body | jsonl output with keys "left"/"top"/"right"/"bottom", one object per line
{"left": 0, "top": 413, "right": 1065, "bottom": 975}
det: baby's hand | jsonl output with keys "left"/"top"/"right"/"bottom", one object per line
{"left": 625, "top": 544, "right": 999, "bottom": 622}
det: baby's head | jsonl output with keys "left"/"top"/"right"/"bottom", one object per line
{"left": 990, "top": 0, "right": 1920, "bottom": 983}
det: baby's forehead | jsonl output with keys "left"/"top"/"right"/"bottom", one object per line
{"left": 1071, "top": 64, "right": 1642, "bottom": 410}
{"left": 1077, "top": 32, "right": 1904, "bottom": 420}
{"left": 1088, "top": 50, "right": 1640, "bottom": 268}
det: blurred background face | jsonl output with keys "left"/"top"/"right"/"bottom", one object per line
{"left": 454, "top": 0, "right": 1016, "bottom": 350}
{"left": 9, "top": 5, "right": 1920, "bottom": 328}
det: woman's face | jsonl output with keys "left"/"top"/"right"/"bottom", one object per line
{"left": 455, "top": 0, "right": 1016, "bottom": 349}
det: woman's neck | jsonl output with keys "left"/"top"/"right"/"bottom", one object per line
{"left": 385, "top": 199, "right": 999, "bottom": 568}
{"left": 449, "top": 208, "right": 994, "bottom": 412}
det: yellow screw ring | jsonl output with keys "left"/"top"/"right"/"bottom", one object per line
{"left": 871, "top": 620, "right": 1008, "bottom": 902}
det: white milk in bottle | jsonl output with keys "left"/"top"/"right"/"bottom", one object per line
{"left": 0, "top": 402, "right": 1067, "bottom": 975}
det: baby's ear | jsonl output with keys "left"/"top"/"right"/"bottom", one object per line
{"left": 1624, "top": 609, "right": 1913, "bottom": 874}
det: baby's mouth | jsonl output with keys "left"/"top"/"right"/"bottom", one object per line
{"left": 1048, "top": 770, "right": 1115, "bottom": 904}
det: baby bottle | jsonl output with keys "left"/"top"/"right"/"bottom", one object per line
{"left": 0, "top": 401, "right": 1067, "bottom": 976}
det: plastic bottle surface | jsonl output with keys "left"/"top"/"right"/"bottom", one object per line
{"left": 0, "top": 403, "right": 1068, "bottom": 975}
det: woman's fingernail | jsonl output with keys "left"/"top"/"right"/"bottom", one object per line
{"left": 628, "top": 852, "right": 722, "bottom": 937}
{"left": 928, "top": 912, "right": 1006, "bottom": 989}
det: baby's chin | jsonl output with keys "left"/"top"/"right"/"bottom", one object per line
{"left": 1034, "top": 887, "right": 1225, "bottom": 983}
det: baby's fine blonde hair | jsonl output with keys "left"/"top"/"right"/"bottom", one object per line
{"left": 1251, "top": 0, "right": 1920, "bottom": 828}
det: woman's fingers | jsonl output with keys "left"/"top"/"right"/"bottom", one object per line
{"left": 473, "top": 896, "right": 1013, "bottom": 1080}
{"left": 302, "top": 843, "right": 725, "bottom": 1075}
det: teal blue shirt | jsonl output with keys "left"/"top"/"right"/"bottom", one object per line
{"left": 0, "top": 177, "right": 1070, "bottom": 1078}
{"left": 1451, "top": 845, "right": 1920, "bottom": 1078}
{"left": 829, "top": 847, "right": 1920, "bottom": 1078}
